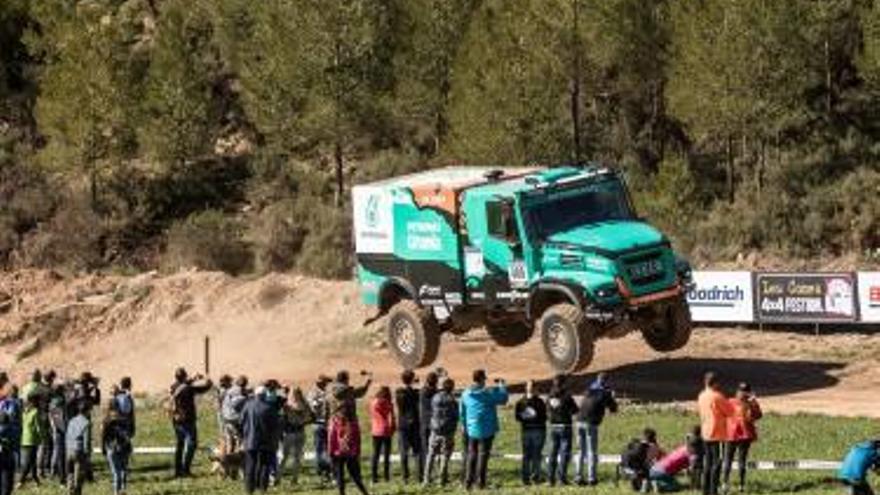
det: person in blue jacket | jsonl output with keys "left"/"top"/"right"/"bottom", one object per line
{"left": 839, "top": 440, "right": 880, "bottom": 495}
{"left": 459, "top": 369, "right": 508, "bottom": 490}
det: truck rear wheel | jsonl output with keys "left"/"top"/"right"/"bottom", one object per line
{"left": 539, "top": 303, "right": 595, "bottom": 373}
{"left": 641, "top": 296, "right": 692, "bottom": 352}
{"left": 386, "top": 300, "right": 441, "bottom": 369}
{"left": 486, "top": 320, "right": 534, "bottom": 347}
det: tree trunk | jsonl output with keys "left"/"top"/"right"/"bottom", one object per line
{"left": 726, "top": 135, "right": 734, "bottom": 203}
{"left": 570, "top": 0, "right": 583, "bottom": 164}
{"left": 334, "top": 141, "right": 344, "bottom": 208}
{"left": 825, "top": 37, "right": 832, "bottom": 115}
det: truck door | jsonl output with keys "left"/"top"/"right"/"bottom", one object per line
{"left": 463, "top": 196, "right": 529, "bottom": 306}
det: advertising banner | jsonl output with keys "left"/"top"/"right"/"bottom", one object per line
{"left": 857, "top": 272, "right": 880, "bottom": 323}
{"left": 686, "top": 271, "right": 754, "bottom": 322}
{"left": 755, "top": 273, "right": 858, "bottom": 323}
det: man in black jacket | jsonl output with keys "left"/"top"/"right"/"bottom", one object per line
{"left": 169, "top": 368, "right": 213, "bottom": 478}
{"left": 546, "top": 375, "right": 578, "bottom": 486}
{"left": 575, "top": 372, "right": 618, "bottom": 486}
{"left": 241, "top": 384, "right": 282, "bottom": 494}
{"left": 418, "top": 371, "right": 439, "bottom": 465}
{"left": 514, "top": 380, "right": 547, "bottom": 485}
{"left": 395, "top": 370, "right": 423, "bottom": 483}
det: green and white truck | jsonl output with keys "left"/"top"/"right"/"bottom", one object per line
{"left": 353, "top": 165, "right": 693, "bottom": 373}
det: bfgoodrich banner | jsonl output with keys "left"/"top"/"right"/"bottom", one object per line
{"left": 686, "top": 271, "right": 754, "bottom": 322}
{"left": 755, "top": 273, "right": 858, "bottom": 323}
{"left": 857, "top": 272, "right": 880, "bottom": 323}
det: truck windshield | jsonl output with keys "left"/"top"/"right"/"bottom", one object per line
{"left": 525, "top": 179, "right": 635, "bottom": 239}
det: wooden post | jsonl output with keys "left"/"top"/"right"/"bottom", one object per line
{"left": 204, "top": 336, "right": 210, "bottom": 377}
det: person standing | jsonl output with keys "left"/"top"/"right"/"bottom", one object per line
{"left": 460, "top": 369, "right": 508, "bottom": 490}
{"left": 546, "top": 375, "right": 578, "bottom": 486}
{"left": 168, "top": 368, "right": 213, "bottom": 478}
{"left": 418, "top": 372, "right": 439, "bottom": 460}
{"left": 723, "top": 383, "right": 762, "bottom": 492}
{"left": 698, "top": 372, "right": 734, "bottom": 495}
{"left": 0, "top": 412, "right": 15, "bottom": 495}
{"left": 241, "top": 385, "right": 281, "bottom": 494}
{"left": 115, "top": 377, "right": 136, "bottom": 440}
{"left": 101, "top": 398, "right": 133, "bottom": 495}
{"left": 327, "top": 370, "right": 371, "bottom": 495}
{"left": 65, "top": 403, "right": 91, "bottom": 495}
{"left": 514, "top": 380, "right": 547, "bottom": 485}
{"left": 47, "top": 384, "right": 67, "bottom": 483}
{"left": 307, "top": 375, "right": 333, "bottom": 483}
{"left": 575, "top": 372, "right": 618, "bottom": 486}
{"left": 18, "top": 396, "right": 42, "bottom": 488}
{"left": 369, "top": 387, "right": 394, "bottom": 484}
{"left": 0, "top": 386, "right": 22, "bottom": 472}
{"left": 277, "top": 387, "right": 314, "bottom": 486}
{"left": 221, "top": 376, "right": 250, "bottom": 454}
{"left": 395, "top": 370, "right": 423, "bottom": 483}
{"left": 423, "top": 378, "right": 458, "bottom": 486}
{"left": 37, "top": 370, "right": 56, "bottom": 480}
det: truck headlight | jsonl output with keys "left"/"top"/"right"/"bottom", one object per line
{"left": 595, "top": 285, "right": 619, "bottom": 298}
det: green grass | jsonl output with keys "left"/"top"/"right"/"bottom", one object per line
{"left": 18, "top": 397, "right": 877, "bottom": 495}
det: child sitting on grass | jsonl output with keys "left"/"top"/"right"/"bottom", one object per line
{"left": 648, "top": 427, "right": 705, "bottom": 493}
{"left": 839, "top": 440, "right": 880, "bottom": 495}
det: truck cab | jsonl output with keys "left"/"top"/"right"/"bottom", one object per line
{"left": 353, "top": 165, "right": 693, "bottom": 372}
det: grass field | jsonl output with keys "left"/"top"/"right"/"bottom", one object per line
{"left": 17, "top": 398, "right": 878, "bottom": 495}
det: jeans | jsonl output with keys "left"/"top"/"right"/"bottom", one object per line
{"left": 173, "top": 422, "right": 198, "bottom": 476}
{"left": 0, "top": 452, "right": 14, "bottom": 495}
{"left": 398, "top": 424, "right": 423, "bottom": 482}
{"left": 244, "top": 450, "right": 274, "bottom": 493}
{"left": 106, "top": 449, "right": 130, "bottom": 495}
{"left": 38, "top": 435, "right": 53, "bottom": 477}
{"left": 370, "top": 436, "right": 391, "bottom": 483}
{"left": 424, "top": 431, "right": 455, "bottom": 485}
{"left": 576, "top": 423, "right": 599, "bottom": 483}
{"left": 277, "top": 430, "right": 306, "bottom": 484}
{"left": 703, "top": 441, "right": 723, "bottom": 495}
{"left": 520, "top": 428, "right": 545, "bottom": 484}
{"left": 548, "top": 425, "right": 573, "bottom": 484}
{"left": 66, "top": 454, "right": 86, "bottom": 495}
{"left": 314, "top": 424, "right": 331, "bottom": 480}
{"left": 464, "top": 436, "right": 494, "bottom": 490}
{"left": 332, "top": 455, "right": 369, "bottom": 495}
{"left": 19, "top": 445, "right": 39, "bottom": 484}
{"left": 723, "top": 440, "right": 752, "bottom": 489}
{"left": 52, "top": 429, "right": 66, "bottom": 480}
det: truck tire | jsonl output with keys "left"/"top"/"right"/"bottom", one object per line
{"left": 641, "top": 296, "right": 693, "bottom": 352}
{"left": 486, "top": 321, "right": 534, "bottom": 347}
{"left": 538, "top": 303, "right": 596, "bottom": 373}
{"left": 386, "top": 300, "right": 441, "bottom": 369}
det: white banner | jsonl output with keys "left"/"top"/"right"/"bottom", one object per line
{"left": 352, "top": 186, "right": 394, "bottom": 254}
{"left": 686, "top": 271, "right": 754, "bottom": 322}
{"left": 857, "top": 272, "right": 880, "bottom": 323}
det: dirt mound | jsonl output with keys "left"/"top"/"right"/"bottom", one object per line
{"left": 0, "top": 269, "right": 878, "bottom": 417}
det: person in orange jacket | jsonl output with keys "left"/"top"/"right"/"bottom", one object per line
{"left": 697, "top": 372, "right": 734, "bottom": 495}
{"left": 723, "top": 383, "right": 762, "bottom": 493}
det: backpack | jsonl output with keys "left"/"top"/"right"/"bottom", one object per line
{"left": 621, "top": 438, "right": 649, "bottom": 473}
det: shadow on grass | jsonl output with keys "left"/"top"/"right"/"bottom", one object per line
{"left": 509, "top": 357, "right": 843, "bottom": 402}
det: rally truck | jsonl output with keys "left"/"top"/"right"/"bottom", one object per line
{"left": 353, "top": 165, "right": 693, "bottom": 373}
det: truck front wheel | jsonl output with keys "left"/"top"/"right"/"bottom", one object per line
{"left": 538, "top": 303, "right": 596, "bottom": 373}
{"left": 386, "top": 300, "right": 441, "bottom": 369}
{"left": 641, "top": 296, "right": 693, "bottom": 352}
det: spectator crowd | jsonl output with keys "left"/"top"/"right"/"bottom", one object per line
{"left": 0, "top": 366, "right": 874, "bottom": 495}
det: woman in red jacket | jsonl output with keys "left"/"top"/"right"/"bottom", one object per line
{"left": 723, "top": 383, "right": 763, "bottom": 492}
{"left": 369, "top": 386, "right": 395, "bottom": 483}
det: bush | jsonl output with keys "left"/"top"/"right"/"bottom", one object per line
{"left": 249, "top": 199, "right": 308, "bottom": 273}
{"left": 15, "top": 193, "right": 104, "bottom": 271}
{"left": 162, "top": 210, "right": 253, "bottom": 275}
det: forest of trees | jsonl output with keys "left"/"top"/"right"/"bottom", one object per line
{"left": 1, "top": 0, "right": 879, "bottom": 278}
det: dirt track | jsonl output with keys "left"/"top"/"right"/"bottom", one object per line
{"left": 0, "top": 270, "right": 877, "bottom": 417}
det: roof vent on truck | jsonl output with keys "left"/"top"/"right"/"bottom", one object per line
{"left": 483, "top": 169, "right": 505, "bottom": 182}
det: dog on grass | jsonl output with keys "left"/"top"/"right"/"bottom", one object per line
{"left": 207, "top": 437, "right": 244, "bottom": 480}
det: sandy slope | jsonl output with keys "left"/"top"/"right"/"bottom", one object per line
{"left": 0, "top": 269, "right": 877, "bottom": 417}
